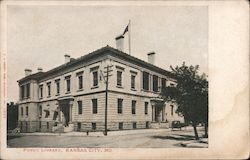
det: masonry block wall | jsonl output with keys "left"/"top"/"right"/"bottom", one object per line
{"left": 17, "top": 47, "right": 184, "bottom": 133}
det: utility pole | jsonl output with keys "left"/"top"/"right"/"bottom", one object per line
{"left": 103, "top": 65, "right": 113, "bottom": 136}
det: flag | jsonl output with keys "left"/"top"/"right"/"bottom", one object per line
{"left": 123, "top": 24, "right": 129, "bottom": 35}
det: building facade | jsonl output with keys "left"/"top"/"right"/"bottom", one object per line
{"left": 17, "top": 42, "right": 184, "bottom": 133}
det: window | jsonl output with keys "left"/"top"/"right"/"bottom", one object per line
{"left": 55, "top": 80, "right": 60, "bottom": 95}
{"left": 119, "top": 122, "right": 123, "bottom": 130}
{"left": 117, "top": 99, "right": 123, "bottom": 114}
{"left": 53, "top": 110, "right": 59, "bottom": 120}
{"left": 161, "top": 78, "right": 166, "bottom": 90}
{"left": 170, "top": 83, "right": 175, "bottom": 87}
{"left": 44, "top": 109, "right": 50, "bottom": 118}
{"left": 117, "top": 71, "right": 122, "bottom": 86}
{"left": 39, "top": 85, "right": 43, "bottom": 98}
{"left": 21, "top": 107, "right": 23, "bottom": 116}
{"left": 93, "top": 71, "right": 98, "bottom": 87}
{"left": 47, "top": 82, "right": 51, "bottom": 97}
{"left": 78, "top": 101, "right": 82, "bottom": 114}
{"left": 145, "top": 102, "right": 148, "bottom": 115}
{"left": 78, "top": 75, "right": 83, "bottom": 90}
{"left": 132, "top": 100, "right": 136, "bottom": 114}
{"left": 20, "top": 122, "right": 23, "bottom": 130}
{"left": 92, "top": 99, "right": 98, "bottom": 114}
{"left": 26, "top": 83, "right": 30, "bottom": 98}
{"left": 26, "top": 106, "right": 28, "bottom": 116}
{"left": 146, "top": 122, "right": 149, "bottom": 128}
{"left": 153, "top": 75, "right": 158, "bottom": 92}
{"left": 39, "top": 121, "right": 42, "bottom": 130}
{"left": 92, "top": 123, "right": 96, "bottom": 130}
{"left": 21, "top": 85, "right": 25, "bottom": 100}
{"left": 143, "top": 72, "right": 149, "bottom": 90}
{"left": 131, "top": 75, "right": 136, "bottom": 89}
{"left": 39, "top": 105, "right": 42, "bottom": 116}
{"left": 133, "top": 122, "right": 137, "bottom": 129}
{"left": 26, "top": 122, "right": 28, "bottom": 131}
{"left": 66, "top": 79, "right": 71, "bottom": 92}
{"left": 77, "top": 122, "right": 81, "bottom": 131}
{"left": 171, "top": 105, "right": 174, "bottom": 116}
{"left": 47, "top": 122, "right": 49, "bottom": 129}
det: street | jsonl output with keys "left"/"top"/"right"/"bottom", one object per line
{"left": 7, "top": 127, "right": 208, "bottom": 148}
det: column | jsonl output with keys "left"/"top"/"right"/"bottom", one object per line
{"left": 162, "top": 105, "right": 165, "bottom": 122}
{"left": 59, "top": 105, "right": 61, "bottom": 122}
{"left": 69, "top": 101, "right": 73, "bottom": 123}
{"left": 152, "top": 105, "right": 155, "bottom": 122}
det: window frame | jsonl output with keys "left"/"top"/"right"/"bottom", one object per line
{"left": 25, "top": 106, "right": 28, "bottom": 116}
{"left": 92, "top": 123, "right": 96, "bottom": 130}
{"left": 153, "top": 75, "right": 159, "bottom": 92}
{"left": 78, "top": 75, "right": 83, "bottom": 90}
{"left": 92, "top": 71, "right": 98, "bottom": 87}
{"left": 117, "top": 70, "right": 123, "bottom": 87}
{"left": 55, "top": 79, "right": 60, "bottom": 95}
{"left": 145, "top": 102, "right": 148, "bottom": 115}
{"left": 161, "top": 78, "right": 166, "bottom": 90}
{"left": 47, "top": 82, "right": 51, "bottom": 97}
{"left": 143, "top": 72, "right": 150, "bottom": 90}
{"left": 117, "top": 98, "right": 123, "bottom": 114}
{"left": 171, "top": 105, "right": 174, "bottom": 116}
{"left": 119, "top": 122, "right": 123, "bottom": 130}
{"left": 131, "top": 75, "right": 136, "bottom": 89}
{"left": 39, "top": 85, "right": 43, "bottom": 99}
{"left": 78, "top": 101, "right": 83, "bottom": 114}
{"left": 21, "top": 107, "right": 23, "bottom": 116}
{"left": 132, "top": 100, "right": 136, "bottom": 114}
{"left": 21, "top": 85, "right": 25, "bottom": 100}
{"left": 66, "top": 79, "right": 71, "bottom": 93}
{"left": 39, "top": 105, "right": 42, "bottom": 116}
{"left": 133, "top": 122, "right": 137, "bottom": 129}
{"left": 92, "top": 99, "right": 98, "bottom": 114}
{"left": 26, "top": 83, "right": 30, "bottom": 98}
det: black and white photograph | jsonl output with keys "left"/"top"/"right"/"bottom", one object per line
{"left": 1, "top": 0, "right": 249, "bottom": 159}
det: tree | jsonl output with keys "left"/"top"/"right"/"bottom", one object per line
{"left": 161, "top": 62, "right": 208, "bottom": 140}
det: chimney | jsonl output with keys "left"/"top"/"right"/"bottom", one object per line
{"left": 147, "top": 52, "right": 155, "bottom": 65}
{"left": 37, "top": 67, "right": 43, "bottom": 72}
{"left": 115, "top": 35, "right": 124, "bottom": 51}
{"left": 25, "top": 69, "right": 32, "bottom": 76}
{"left": 64, "top": 54, "right": 70, "bottom": 63}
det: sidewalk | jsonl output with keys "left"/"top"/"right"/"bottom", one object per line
{"left": 8, "top": 128, "right": 171, "bottom": 137}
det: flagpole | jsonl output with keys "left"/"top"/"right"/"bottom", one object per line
{"left": 129, "top": 19, "right": 131, "bottom": 55}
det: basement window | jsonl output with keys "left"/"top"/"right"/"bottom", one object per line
{"left": 119, "top": 122, "right": 123, "bottom": 130}
{"left": 92, "top": 123, "right": 96, "bottom": 130}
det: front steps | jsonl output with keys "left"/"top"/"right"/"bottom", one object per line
{"left": 151, "top": 122, "right": 169, "bottom": 129}
{"left": 52, "top": 123, "right": 74, "bottom": 133}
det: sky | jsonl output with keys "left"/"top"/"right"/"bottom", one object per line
{"left": 7, "top": 5, "right": 208, "bottom": 102}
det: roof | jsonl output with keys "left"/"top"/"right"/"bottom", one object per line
{"left": 18, "top": 45, "right": 175, "bottom": 83}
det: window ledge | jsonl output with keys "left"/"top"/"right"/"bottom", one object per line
{"left": 55, "top": 94, "right": 60, "bottom": 96}
{"left": 77, "top": 89, "right": 84, "bottom": 92}
{"left": 91, "top": 86, "right": 99, "bottom": 89}
{"left": 65, "top": 91, "right": 71, "bottom": 94}
{"left": 141, "top": 89, "right": 151, "bottom": 92}
{"left": 47, "top": 96, "right": 51, "bottom": 98}
{"left": 130, "top": 88, "right": 137, "bottom": 91}
{"left": 116, "top": 85, "right": 124, "bottom": 89}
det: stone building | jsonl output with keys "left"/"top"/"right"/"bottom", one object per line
{"left": 17, "top": 37, "right": 184, "bottom": 133}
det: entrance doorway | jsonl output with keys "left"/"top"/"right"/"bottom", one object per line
{"left": 58, "top": 99, "right": 73, "bottom": 127}
{"left": 61, "top": 104, "right": 70, "bottom": 126}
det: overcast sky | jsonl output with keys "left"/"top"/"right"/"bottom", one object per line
{"left": 7, "top": 5, "right": 208, "bottom": 102}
